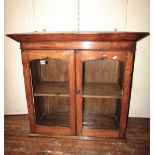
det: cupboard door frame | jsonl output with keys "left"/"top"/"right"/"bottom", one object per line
{"left": 22, "top": 50, "right": 76, "bottom": 135}
{"left": 76, "top": 50, "right": 134, "bottom": 138}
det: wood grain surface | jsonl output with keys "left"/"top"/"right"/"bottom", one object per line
{"left": 4, "top": 115, "right": 150, "bottom": 155}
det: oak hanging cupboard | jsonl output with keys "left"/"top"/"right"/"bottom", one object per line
{"left": 7, "top": 32, "right": 149, "bottom": 138}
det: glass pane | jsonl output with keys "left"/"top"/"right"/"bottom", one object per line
{"left": 82, "top": 98, "right": 121, "bottom": 129}
{"left": 34, "top": 96, "right": 70, "bottom": 127}
{"left": 82, "top": 59, "right": 124, "bottom": 130}
{"left": 30, "top": 59, "right": 70, "bottom": 127}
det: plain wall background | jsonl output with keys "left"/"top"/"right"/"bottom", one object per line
{"left": 4, "top": 0, "right": 150, "bottom": 117}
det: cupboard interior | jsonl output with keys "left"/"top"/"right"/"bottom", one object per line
{"left": 30, "top": 58, "right": 124, "bottom": 129}
{"left": 82, "top": 59, "right": 124, "bottom": 130}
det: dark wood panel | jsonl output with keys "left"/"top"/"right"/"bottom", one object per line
{"left": 34, "top": 96, "right": 69, "bottom": 114}
{"left": 34, "top": 97, "right": 44, "bottom": 123}
{"left": 84, "top": 98, "right": 118, "bottom": 114}
{"left": 84, "top": 59, "right": 120, "bottom": 83}
{"left": 40, "top": 59, "right": 68, "bottom": 82}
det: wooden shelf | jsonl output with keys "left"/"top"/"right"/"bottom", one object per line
{"left": 33, "top": 82, "right": 122, "bottom": 98}
{"left": 33, "top": 82, "right": 69, "bottom": 97}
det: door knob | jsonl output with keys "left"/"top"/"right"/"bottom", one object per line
{"left": 75, "top": 89, "right": 80, "bottom": 94}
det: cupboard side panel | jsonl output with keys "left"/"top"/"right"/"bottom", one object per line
{"left": 22, "top": 51, "right": 36, "bottom": 133}
{"left": 119, "top": 51, "right": 135, "bottom": 138}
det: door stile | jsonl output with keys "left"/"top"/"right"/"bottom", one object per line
{"left": 76, "top": 51, "right": 83, "bottom": 135}
{"left": 68, "top": 50, "right": 76, "bottom": 135}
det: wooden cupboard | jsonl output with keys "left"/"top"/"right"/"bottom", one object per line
{"left": 7, "top": 32, "right": 149, "bottom": 138}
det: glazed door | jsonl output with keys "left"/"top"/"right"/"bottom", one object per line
{"left": 22, "top": 50, "right": 76, "bottom": 135}
{"left": 76, "top": 50, "right": 131, "bottom": 137}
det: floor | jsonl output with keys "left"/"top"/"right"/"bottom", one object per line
{"left": 4, "top": 115, "right": 149, "bottom": 155}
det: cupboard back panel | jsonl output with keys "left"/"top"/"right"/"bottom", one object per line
{"left": 82, "top": 99, "right": 121, "bottom": 130}
{"left": 83, "top": 98, "right": 116, "bottom": 114}
{"left": 84, "top": 59, "right": 119, "bottom": 83}
{"left": 40, "top": 59, "right": 68, "bottom": 82}
{"left": 40, "top": 96, "right": 69, "bottom": 113}
{"left": 34, "top": 96, "right": 70, "bottom": 127}
{"left": 34, "top": 96, "right": 69, "bottom": 114}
